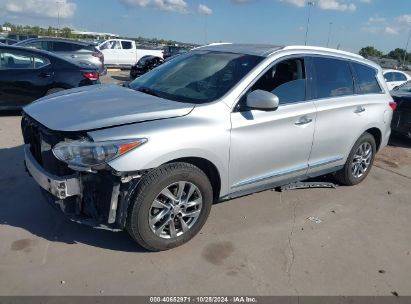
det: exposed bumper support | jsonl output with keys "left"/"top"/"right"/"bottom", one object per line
{"left": 24, "top": 145, "right": 81, "bottom": 200}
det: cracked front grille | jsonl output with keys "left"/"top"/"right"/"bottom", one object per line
{"left": 21, "top": 114, "right": 80, "bottom": 176}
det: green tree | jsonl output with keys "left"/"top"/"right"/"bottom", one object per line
{"left": 359, "top": 46, "right": 383, "bottom": 58}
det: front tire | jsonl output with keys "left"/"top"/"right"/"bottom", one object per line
{"left": 126, "top": 162, "right": 213, "bottom": 251}
{"left": 336, "top": 132, "right": 376, "bottom": 186}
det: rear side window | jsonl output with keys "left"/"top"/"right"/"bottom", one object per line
{"left": 352, "top": 63, "right": 382, "bottom": 94}
{"left": 121, "top": 41, "right": 133, "bottom": 49}
{"left": 394, "top": 72, "right": 407, "bottom": 81}
{"left": 33, "top": 55, "right": 50, "bottom": 68}
{"left": 311, "top": 57, "right": 354, "bottom": 99}
{"left": 52, "top": 42, "right": 73, "bottom": 52}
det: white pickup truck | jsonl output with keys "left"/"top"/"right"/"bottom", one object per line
{"left": 97, "top": 39, "right": 163, "bottom": 67}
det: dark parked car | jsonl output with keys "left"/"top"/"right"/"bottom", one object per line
{"left": 0, "top": 45, "right": 100, "bottom": 110}
{"left": 162, "top": 45, "right": 189, "bottom": 60}
{"left": 16, "top": 38, "right": 106, "bottom": 75}
{"left": 391, "top": 80, "right": 411, "bottom": 138}
{"left": 0, "top": 37, "right": 18, "bottom": 45}
{"left": 130, "top": 55, "right": 163, "bottom": 79}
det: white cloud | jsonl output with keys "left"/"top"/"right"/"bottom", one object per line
{"left": 317, "top": 0, "right": 356, "bottom": 12}
{"left": 198, "top": 4, "right": 212, "bottom": 15}
{"left": 2, "top": 0, "right": 76, "bottom": 18}
{"left": 277, "top": 0, "right": 356, "bottom": 11}
{"left": 278, "top": 0, "right": 305, "bottom": 8}
{"left": 119, "top": 0, "right": 188, "bottom": 13}
{"left": 384, "top": 26, "right": 399, "bottom": 35}
{"left": 362, "top": 14, "right": 410, "bottom": 36}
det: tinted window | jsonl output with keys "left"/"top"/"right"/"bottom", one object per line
{"left": 384, "top": 72, "right": 395, "bottom": 82}
{"left": 396, "top": 81, "right": 411, "bottom": 93}
{"left": 52, "top": 42, "right": 73, "bottom": 52}
{"left": 33, "top": 55, "right": 50, "bottom": 68}
{"left": 0, "top": 51, "right": 34, "bottom": 69}
{"left": 24, "top": 41, "right": 49, "bottom": 51}
{"left": 394, "top": 72, "right": 407, "bottom": 81}
{"left": 352, "top": 63, "right": 382, "bottom": 94}
{"left": 129, "top": 51, "right": 263, "bottom": 104}
{"left": 311, "top": 57, "right": 354, "bottom": 99}
{"left": 121, "top": 41, "right": 133, "bottom": 49}
{"left": 251, "top": 58, "right": 306, "bottom": 104}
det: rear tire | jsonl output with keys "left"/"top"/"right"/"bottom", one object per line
{"left": 46, "top": 88, "right": 65, "bottom": 95}
{"left": 126, "top": 162, "right": 213, "bottom": 251}
{"left": 336, "top": 132, "right": 376, "bottom": 186}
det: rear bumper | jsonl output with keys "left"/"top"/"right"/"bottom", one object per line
{"left": 24, "top": 145, "right": 80, "bottom": 199}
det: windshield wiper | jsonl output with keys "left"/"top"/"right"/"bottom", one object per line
{"left": 137, "top": 87, "right": 161, "bottom": 98}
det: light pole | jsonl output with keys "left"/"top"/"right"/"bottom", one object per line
{"left": 56, "top": 1, "right": 62, "bottom": 36}
{"left": 402, "top": 23, "right": 411, "bottom": 68}
{"left": 326, "top": 22, "right": 333, "bottom": 48}
{"left": 304, "top": 1, "right": 315, "bottom": 46}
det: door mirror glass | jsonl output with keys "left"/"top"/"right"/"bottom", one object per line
{"left": 246, "top": 90, "right": 279, "bottom": 111}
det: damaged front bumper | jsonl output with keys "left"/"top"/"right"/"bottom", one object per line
{"left": 24, "top": 144, "right": 140, "bottom": 231}
{"left": 24, "top": 145, "right": 81, "bottom": 200}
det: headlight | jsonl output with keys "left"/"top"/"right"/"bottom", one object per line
{"left": 52, "top": 139, "right": 147, "bottom": 168}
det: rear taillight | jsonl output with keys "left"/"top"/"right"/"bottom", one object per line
{"left": 83, "top": 72, "right": 99, "bottom": 81}
{"left": 389, "top": 101, "right": 397, "bottom": 111}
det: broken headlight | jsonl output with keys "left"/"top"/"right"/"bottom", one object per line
{"left": 52, "top": 139, "right": 147, "bottom": 168}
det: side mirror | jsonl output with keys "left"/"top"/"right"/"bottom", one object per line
{"left": 246, "top": 90, "right": 279, "bottom": 111}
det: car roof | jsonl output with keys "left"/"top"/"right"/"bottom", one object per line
{"left": 16, "top": 37, "right": 93, "bottom": 46}
{"left": 195, "top": 43, "right": 365, "bottom": 61}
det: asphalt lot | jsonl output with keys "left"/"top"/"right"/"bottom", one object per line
{"left": 0, "top": 70, "right": 411, "bottom": 296}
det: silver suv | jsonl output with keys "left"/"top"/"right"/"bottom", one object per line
{"left": 22, "top": 44, "right": 393, "bottom": 251}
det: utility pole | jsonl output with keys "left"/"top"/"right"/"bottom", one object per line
{"left": 326, "top": 22, "right": 333, "bottom": 48}
{"left": 402, "top": 23, "right": 411, "bottom": 68}
{"left": 304, "top": 1, "right": 315, "bottom": 46}
{"left": 56, "top": 1, "right": 62, "bottom": 37}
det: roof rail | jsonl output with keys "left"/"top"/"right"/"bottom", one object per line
{"left": 283, "top": 45, "right": 364, "bottom": 60}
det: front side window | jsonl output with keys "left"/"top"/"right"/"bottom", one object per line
{"left": 0, "top": 51, "right": 34, "bottom": 69}
{"left": 384, "top": 72, "right": 395, "bottom": 82}
{"left": 352, "top": 63, "right": 382, "bottom": 94}
{"left": 250, "top": 58, "right": 306, "bottom": 104}
{"left": 311, "top": 57, "right": 354, "bottom": 99}
{"left": 24, "top": 41, "right": 49, "bottom": 51}
{"left": 129, "top": 51, "right": 263, "bottom": 104}
{"left": 121, "top": 41, "right": 133, "bottom": 49}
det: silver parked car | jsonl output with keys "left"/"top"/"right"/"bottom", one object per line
{"left": 15, "top": 38, "right": 106, "bottom": 75}
{"left": 22, "top": 44, "right": 393, "bottom": 251}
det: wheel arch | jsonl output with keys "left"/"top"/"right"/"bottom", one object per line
{"left": 165, "top": 157, "right": 221, "bottom": 202}
{"left": 365, "top": 127, "right": 382, "bottom": 151}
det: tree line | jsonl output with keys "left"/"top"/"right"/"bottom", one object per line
{"left": 359, "top": 46, "right": 410, "bottom": 66}
{"left": 1, "top": 22, "right": 187, "bottom": 46}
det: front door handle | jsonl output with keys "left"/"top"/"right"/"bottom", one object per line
{"left": 38, "top": 72, "right": 52, "bottom": 78}
{"left": 354, "top": 105, "right": 366, "bottom": 114}
{"left": 295, "top": 116, "right": 313, "bottom": 126}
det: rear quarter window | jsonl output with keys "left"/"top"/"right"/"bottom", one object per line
{"left": 352, "top": 63, "right": 382, "bottom": 94}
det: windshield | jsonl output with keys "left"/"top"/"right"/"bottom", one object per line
{"left": 129, "top": 51, "right": 263, "bottom": 104}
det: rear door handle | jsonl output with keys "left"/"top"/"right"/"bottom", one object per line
{"left": 354, "top": 105, "right": 366, "bottom": 114}
{"left": 295, "top": 116, "right": 313, "bottom": 126}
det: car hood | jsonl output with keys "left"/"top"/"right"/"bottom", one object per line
{"left": 23, "top": 85, "right": 194, "bottom": 132}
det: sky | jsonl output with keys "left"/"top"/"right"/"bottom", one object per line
{"left": 0, "top": 0, "right": 410, "bottom": 53}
